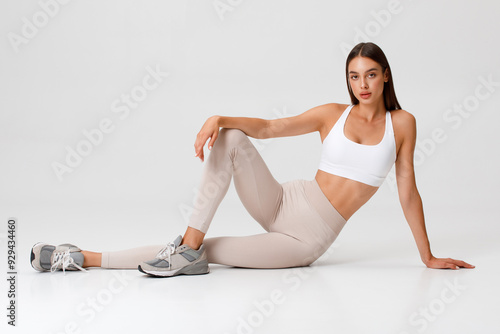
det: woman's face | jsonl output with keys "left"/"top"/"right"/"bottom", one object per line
{"left": 348, "top": 56, "right": 388, "bottom": 105}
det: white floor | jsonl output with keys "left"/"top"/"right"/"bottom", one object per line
{"left": 1, "top": 202, "right": 498, "bottom": 334}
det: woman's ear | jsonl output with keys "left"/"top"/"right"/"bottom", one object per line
{"left": 384, "top": 68, "right": 389, "bottom": 82}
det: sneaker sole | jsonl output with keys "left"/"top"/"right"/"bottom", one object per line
{"left": 30, "top": 242, "right": 48, "bottom": 272}
{"left": 138, "top": 260, "right": 210, "bottom": 277}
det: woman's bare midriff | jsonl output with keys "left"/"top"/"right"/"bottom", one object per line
{"left": 314, "top": 169, "right": 379, "bottom": 221}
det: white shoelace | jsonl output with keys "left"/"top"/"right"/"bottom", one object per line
{"left": 51, "top": 249, "right": 87, "bottom": 274}
{"left": 156, "top": 241, "right": 177, "bottom": 269}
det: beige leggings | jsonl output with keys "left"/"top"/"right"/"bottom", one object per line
{"left": 101, "top": 129, "right": 347, "bottom": 269}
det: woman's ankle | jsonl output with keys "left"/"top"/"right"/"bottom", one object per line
{"left": 181, "top": 227, "right": 205, "bottom": 250}
{"left": 82, "top": 250, "right": 102, "bottom": 268}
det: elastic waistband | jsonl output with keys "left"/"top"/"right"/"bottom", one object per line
{"left": 302, "top": 179, "right": 347, "bottom": 234}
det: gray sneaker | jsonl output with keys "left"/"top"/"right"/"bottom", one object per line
{"left": 31, "top": 242, "right": 87, "bottom": 274}
{"left": 138, "top": 235, "right": 209, "bottom": 277}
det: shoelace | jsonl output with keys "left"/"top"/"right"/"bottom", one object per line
{"left": 51, "top": 249, "right": 87, "bottom": 274}
{"left": 156, "top": 241, "right": 177, "bottom": 270}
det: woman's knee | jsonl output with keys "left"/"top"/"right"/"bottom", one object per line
{"left": 295, "top": 243, "right": 329, "bottom": 267}
{"left": 218, "top": 128, "right": 248, "bottom": 144}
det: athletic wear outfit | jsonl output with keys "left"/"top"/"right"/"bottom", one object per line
{"left": 32, "top": 104, "right": 396, "bottom": 275}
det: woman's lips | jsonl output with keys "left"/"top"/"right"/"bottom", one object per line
{"left": 360, "top": 92, "right": 371, "bottom": 99}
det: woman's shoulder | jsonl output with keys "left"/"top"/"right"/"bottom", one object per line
{"left": 391, "top": 108, "right": 416, "bottom": 129}
{"left": 306, "top": 103, "right": 350, "bottom": 138}
{"left": 310, "top": 102, "right": 350, "bottom": 117}
{"left": 309, "top": 102, "right": 349, "bottom": 110}
{"left": 390, "top": 109, "right": 417, "bottom": 143}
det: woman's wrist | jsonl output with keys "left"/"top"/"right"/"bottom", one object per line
{"left": 215, "top": 115, "right": 224, "bottom": 128}
{"left": 421, "top": 253, "right": 434, "bottom": 265}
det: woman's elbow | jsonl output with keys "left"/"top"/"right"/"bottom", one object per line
{"left": 398, "top": 186, "right": 421, "bottom": 207}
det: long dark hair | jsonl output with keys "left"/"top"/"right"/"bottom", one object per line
{"left": 345, "top": 42, "right": 401, "bottom": 111}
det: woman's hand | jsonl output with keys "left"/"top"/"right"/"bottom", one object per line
{"left": 424, "top": 255, "right": 475, "bottom": 270}
{"left": 194, "top": 116, "right": 220, "bottom": 162}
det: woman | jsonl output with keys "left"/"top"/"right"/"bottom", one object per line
{"left": 31, "top": 42, "right": 474, "bottom": 276}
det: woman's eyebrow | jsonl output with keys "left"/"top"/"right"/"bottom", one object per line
{"left": 349, "top": 68, "right": 379, "bottom": 74}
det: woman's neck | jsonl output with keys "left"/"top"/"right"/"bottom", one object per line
{"left": 355, "top": 100, "right": 386, "bottom": 122}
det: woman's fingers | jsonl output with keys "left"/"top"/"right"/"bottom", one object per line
{"left": 194, "top": 131, "right": 217, "bottom": 162}
{"left": 195, "top": 149, "right": 204, "bottom": 162}
{"left": 450, "top": 259, "right": 475, "bottom": 269}
{"left": 194, "top": 116, "right": 220, "bottom": 162}
{"left": 208, "top": 131, "right": 218, "bottom": 150}
{"left": 428, "top": 257, "right": 475, "bottom": 270}
{"left": 194, "top": 133, "right": 208, "bottom": 162}
{"left": 444, "top": 258, "right": 474, "bottom": 269}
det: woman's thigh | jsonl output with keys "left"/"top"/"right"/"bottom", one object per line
{"left": 204, "top": 180, "right": 344, "bottom": 268}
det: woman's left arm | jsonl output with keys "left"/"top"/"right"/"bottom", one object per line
{"left": 394, "top": 111, "right": 475, "bottom": 270}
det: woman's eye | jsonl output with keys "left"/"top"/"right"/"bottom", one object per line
{"left": 351, "top": 75, "right": 358, "bottom": 80}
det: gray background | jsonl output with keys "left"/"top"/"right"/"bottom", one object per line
{"left": 1, "top": 0, "right": 498, "bottom": 249}
{"left": 0, "top": 1, "right": 499, "bottom": 333}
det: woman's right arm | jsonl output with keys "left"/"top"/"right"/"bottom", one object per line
{"left": 194, "top": 103, "right": 339, "bottom": 161}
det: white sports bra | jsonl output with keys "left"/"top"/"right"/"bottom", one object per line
{"left": 318, "top": 104, "right": 396, "bottom": 187}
